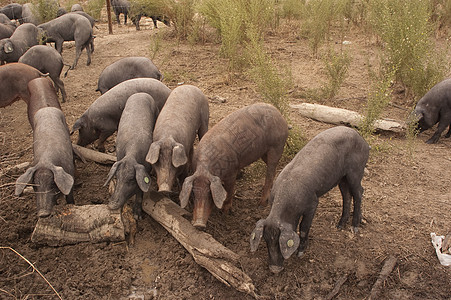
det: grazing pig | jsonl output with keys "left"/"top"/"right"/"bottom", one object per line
{"left": 19, "top": 45, "right": 70, "bottom": 102}
{"left": 104, "top": 93, "right": 158, "bottom": 218}
{"left": 0, "top": 3, "right": 22, "bottom": 24}
{"left": 0, "top": 13, "right": 16, "bottom": 27}
{"left": 0, "top": 23, "right": 41, "bottom": 63}
{"left": 412, "top": 78, "right": 451, "bottom": 144}
{"left": 71, "top": 4, "right": 83, "bottom": 12}
{"left": 131, "top": 12, "right": 170, "bottom": 30}
{"left": 15, "top": 107, "right": 75, "bottom": 218}
{"left": 0, "top": 23, "right": 15, "bottom": 39}
{"left": 38, "top": 13, "right": 93, "bottom": 69}
{"left": 249, "top": 126, "right": 369, "bottom": 273}
{"left": 26, "top": 77, "right": 61, "bottom": 127}
{"left": 0, "top": 62, "right": 48, "bottom": 108}
{"left": 71, "top": 78, "right": 171, "bottom": 152}
{"left": 179, "top": 103, "right": 288, "bottom": 228}
{"left": 146, "top": 85, "right": 209, "bottom": 193}
{"left": 96, "top": 56, "right": 162, "bottom": 94}
{"left": 21, "top": 3, "right": 41, "bottom": 25}
{"left": 111, "top": 0, "right": 130, "bottom": 24}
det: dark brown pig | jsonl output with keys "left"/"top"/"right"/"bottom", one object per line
{"left": 249, "top": 126, "right": 369, "bottom": 273}
{"left": 15, "top": 107, "right": 75, "bottom": 218}
{"left": 0, "top": 62, "right": 48, "bottom": 108}
{"left": 27, "top": 77, "right": 61, "bottom": 128}
{"left": 179, "top": 103, "right": 288, "bottom": 228}
{"left": 146, "top": 85, "right": 209, "bottom": 193}
{"left": 412, "top": 78, "right": 451, "bottom": 144}
{"left": 104, "top": 93, "right": 158, "bottom": 219}
{"left": 71, "top": 78, "right": 171, "bottom": 152}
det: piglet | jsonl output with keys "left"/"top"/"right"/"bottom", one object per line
{"left": 249, "top": 126, "right": 369, "bottom": 274}
{"left": 179, "top": 103, "right": 288, "bottom": 228}
{"left": 412, "top": 78, "right": 451, "bottom": 144}
{"left": 15, "top": 107, "right": 75, "bottom": 218}
{"left": 0, "top": 62, "right": 48, "bottom": 108}
{"left": 104, "top": 93, "right": 158, "bottom": 219}
{"left": 146, "top": 85, "right": 209, "bottom": 193}
{"left": 71, "top": 78, "right": 171, "bottom": 152}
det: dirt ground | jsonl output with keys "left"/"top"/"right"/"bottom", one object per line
{"left": 0, "top": 14, "right": 450, "bottom": 300}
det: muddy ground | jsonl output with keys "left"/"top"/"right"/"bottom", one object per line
{"left": 0, "top": 14, "right": 450, "bottom": 300}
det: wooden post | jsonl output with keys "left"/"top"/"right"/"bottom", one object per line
{"left": 106, "top": 0, "right": 113, "bottom": 34}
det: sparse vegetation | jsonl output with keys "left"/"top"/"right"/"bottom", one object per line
{"left": 31, "top": 0, "right": 59, "bottom": 23}
{"left": 86, "top": 0, "right": 104, "bottom": 19}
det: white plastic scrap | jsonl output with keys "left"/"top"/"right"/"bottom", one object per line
{"left": 430, "top": 233, "right": 451, "bottom": 266}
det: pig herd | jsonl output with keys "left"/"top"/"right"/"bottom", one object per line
{"left": 1, "top": 5, "right": 449, "bottom": 273}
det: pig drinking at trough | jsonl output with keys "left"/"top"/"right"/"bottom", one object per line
{"left": 146, "top": 85, "right": 209, "bottom": 193}
{"left": 96, "top": 56, "right": 162, "bottom": 94}
{"left": 0, "top": 62, "right": 48, "bottom": 108}
{"left": 71, "top": 78, "right": 171, "bottom": 152}
{"left": 412, "top": 78, "right": 451, "bottom": 144}
{"left": 19, "top": 45, "right": 70, "bottom": 102}
{"left": 249, "top": 126, "right": 369, "bottom": 274}
{"left": 104, "top": 93, "right": 158, "bottom": 219}
{"left": 0, "top": 23, "right": 41, "bottom": 63}
{"left": 179, "top": 103, "right": 288, "bottom": 228}
{"left": 26, "top": 77, "right": 61, "bottom": 127}
{"left": 15, "top": 106, "right": 75, "bottom": 218}
{"left": 38, "top": 13, "right": 93, "bottom": 69}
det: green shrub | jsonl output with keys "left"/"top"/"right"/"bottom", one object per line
{"left": 280, "top": 0, "right": 305, "bottom": 20}
{"left": 368, "top": 0, "right": 448, "bottom": 99}
{"left": 86, "top": 0, "right": 104, "bottom": 20}
{"left": 321, "top": 49, "right": 351, "bottom": 100}
{"left": 31, "top": 0, "right": 59, "bottom": 23}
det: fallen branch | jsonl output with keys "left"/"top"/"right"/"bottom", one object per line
{"left": 72, "top": 144, "right": 116, "bottom": 165}
{"left": 0, "top": 247, "right": 62, "bottom": 299}
{"left": 142, "top": 192, "right": 257, "bottom": 297}
{"left": 31, "top": 204, "right": 126, "bottom": 246}
{"left": 367, "top": 255, "right": 397, "bottom": 300}
{"left": 0, "top": 161, "right": 30, "bottom": 178}
{"left": 290, "top": 103, "right": 406, "bottom": 133}
{"left": 325, "top": 274, "right": 348, "bottom": 300}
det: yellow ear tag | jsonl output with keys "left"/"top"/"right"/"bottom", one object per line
{"left": 251, "top": 232, "right": 255, "bottom": 240}
{"left": 287, "top": 239, "right": 294, "bottom": 247}
{"left": 144, "top": 177, "right": 150, "bottom": 184}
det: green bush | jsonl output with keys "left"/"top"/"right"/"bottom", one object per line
{"left": 321, "top": 49, "right": 351, "bottom": 100}
{"left": 280, "top": 0, "right": 305, "bottom": 20}
{"left": 86, "top": 0, "right": 104, "bottom": 20}
{"left": 368, "top": 0, "right": 448, "bottom": 99}
{"left": 31, "top": 0, "right": 59, "bottom": 23}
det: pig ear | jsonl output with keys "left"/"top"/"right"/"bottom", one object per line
{"left": 15, "top": 166, "right": 37, "bottom": 196}
{"left": 146, "top": 142, "right": 160, "bottom": 165}
{"left": 279, "top": 223, "right": 300, "bottom": 260}
{"left": 103, "top": 161, "right": 121, "bottom": 187}
{"left": 50, "top": 165, "right": 74, "bottom": 196}
{"left": 172, "top": 143, "right": 187, "bottom": 168}
{"left": 135, "top": 164, "right": 151, "bottom": 192}
{"left": 71, "top": 118, "right": 84, "bottom": 135}
{"left": 3, "top": 40, "right": 13, "bottom": 54}
{"left": 250, "top": 219, "right": 266, "bottom": 252}
{"left": 179, "top": 175, "right": 195, "bottom": 208}
{"left": 210, "top": 175, "right": 227, "bottom": 209}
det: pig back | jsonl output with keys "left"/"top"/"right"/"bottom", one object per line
{"left": 116, "top": 93, "right": 158, "bottom": 161}
{"left": 27, "top": 77, "right": 61, "bottom": 128}
{"left": 195, "top": 103, "right": 288, "bottom": 176}
{"left": 32, "top": 107, "right": 73, "bottom": 173}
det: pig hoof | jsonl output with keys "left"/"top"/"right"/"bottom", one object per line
{"left": 351, "top": 226, "right": 359, "bottom": 234}
{"left": 297, "top": 251, "right": 305, "bottom": 258}
{"left": 192, "top": 221, "right": 207, "bottom": 230}
{"left": 269, "top": 265, "right": 284, "bottom": 274}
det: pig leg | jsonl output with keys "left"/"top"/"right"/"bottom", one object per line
{"left": 426, "top": 111, "right": 451, "bottom": 143}
{"left": 198, "top": 119, "right": 208, "bottom": 140}
{"left": 337, "top": 178, "right": 352, "bottom": 230}
{"left": 53, "top": 77, "right": 67, "bottom": 103}
{"left": 133, "top": 190, "right": 143, "bottom": 220}
{"left": 95, "top": 130, "right": 115, "bottom": 152}
{"left": 221, "top": 177, "right": 236, "bottom": 214}
{"left": 259, "top": 147, "right": 283, "bottom": 206}
{"left": 65, "top": 191, "right": 74, "bottom": 204}
{"left": 350, "top": 184, "right": 364, "bottom": 233}
{"left": 55, "top": 39, "right": 64, "bottom": 54}
{"left": 445, "top": 124, "right": 451, "bottom": 138}
{"left": 297, "top": 198, "right": 318, "bottom": 257}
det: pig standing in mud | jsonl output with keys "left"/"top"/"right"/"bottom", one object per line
{"left": 71, "top": 78, "right": 171, "bottom": 152}
{"left": 412, "top": 78, "right": 451, "bottom": 144}
{"left": 104, "top": 93, "right": 158, "bottom": 219}
{"left": 249, "top": 126, "right": 369, "bottom": 273}
{"left": 146, "top": 85, "right": 209, "bottom": 193}
{"left": 179, "top": 103, "right": 288, "bottom": 228}
{"left": 15, "top": 107, "right": 75, "bottom": 218}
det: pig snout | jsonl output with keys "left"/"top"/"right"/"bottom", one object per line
{"left": 158, "top": 182, "right": 171, "bottom": 193}
{"left": 37, "top": 208, "right": 52, "bottom": 218}
{"left": 269, "top": 265, "right": 284, "bottom": 274}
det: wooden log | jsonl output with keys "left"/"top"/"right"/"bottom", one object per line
{"left": 142, "top": 192, "right": 257, "bottom": 297}
{"left": 290, "top": 103, "right": 406, "bottom": 133}
{"left": 367, "top": 256, "right": 398, "bottom": 300}
{"left": 72, "top": 144, "right": 117, "bottom": 165}
{"left": 31, "top": 204, "right": 126, "bottom": 246}
{"left": 0, "top": 161, "right": 30, "bottom": 178}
